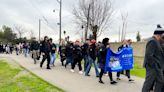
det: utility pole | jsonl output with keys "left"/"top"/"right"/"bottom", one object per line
{"left": 39, "top": 19, "right": 41, "bottom": 42}
{"left": 59, "top": 0, "right": 62, "bottom": 44}
{"left": 85, "top": 4, "right": 91, "bottom": 42}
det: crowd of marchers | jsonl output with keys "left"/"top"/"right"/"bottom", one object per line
{"left": 0, "top": 25, "right": 164, "bottom": 92}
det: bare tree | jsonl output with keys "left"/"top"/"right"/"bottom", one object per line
{"left": 29, "top": 30, "right": 35, "bottom": 39}
{"left": 14, "top": 25, "right": 26, "bottom": 39}
{"left": 73, "top": 0, "right": 114, "bottom": 41}
{"left": 121, "top": 12, "right": 128, "bottom": 41}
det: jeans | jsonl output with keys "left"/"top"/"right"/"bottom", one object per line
{"left": 65, "top": 56, "right": 73, "bottom": 66}
{"left": 24, "top": 48, "right": 29, "bottom": 57}
{"left": 50, "top": 53, "right": 56, "bottom": 65}
{"left": 85, "top": 56, "right": 99, "bottom": 76}
{"left": 84, "top": 55, "right": 89, "bottom": 72}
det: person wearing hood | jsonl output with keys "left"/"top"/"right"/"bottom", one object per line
{"left": 98, "top": 38, "right": 117, "bottom": 85}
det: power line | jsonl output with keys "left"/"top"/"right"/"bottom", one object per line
{"left": 25, "top": 0, "right": 58, "bottom": 34}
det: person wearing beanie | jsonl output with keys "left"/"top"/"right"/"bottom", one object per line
{"left": 98, "top": 38, "right": 117, "bottom": 85}
{"left": 142, "top": 24, "right": 164, "bottom": 92}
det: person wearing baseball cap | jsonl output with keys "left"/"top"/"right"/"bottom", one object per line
{"left": 142, "top": 24, "right": 164, "bottom": 92}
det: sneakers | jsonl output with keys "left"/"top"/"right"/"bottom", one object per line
{"left": 129, "top": 79, "right": 134, "bottom": 82}
{"left": 79, "top": 71, "right": 83, "bottom": 75}
{"left": 40, "top": 64, "right": 42, "bottom": 68}
{"left": 70, "top": 69, "right": 75, "bottom": 73}
{"left": 85, "top": 74, "right": 91, "bottom": 76}
{"left": 111, "top": 81, "right": 117, "bottom": 84}
{"left": 96, "top": 76, "right": 100, "bottom": 77}
{"left": 99, "top": 80, "right": 104, "bottom": 84}
{"left": 117, "top": 78, "right": 121, "bottom": 80}
{"left": 47, "top": 67, "right": 51, "bottom": 69}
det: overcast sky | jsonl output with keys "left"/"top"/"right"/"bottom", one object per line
{"left": 0, "top": 0, "right": 164, "bottom": 42}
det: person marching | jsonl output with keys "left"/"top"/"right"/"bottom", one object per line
{"left": 65, "top": 41, "right": 74, "bottom": 68}
{"left": 142, "top": 24, "right": 164, "bottom": 92}
{"left": 30, "top": 37, "right": 40, "bottom": 64}
{"left": 98, "top": 38, "right": 117, "bottom": 84}
{"left": 81, "top": 39, "right": 90, "bottom": 72}
{"left": 85, "top": 39, "right": 99, "bottom": 77}
{"left": 70, "top": 40, "right": 83, "bottom": 74}
{"left": 49, "top": 38, "right": 57, "bottom": 67}
{"left": 116, "top": 40, "right": 134, "bottom": 81}
{"left": 59, "top": 40, "right": 66, "bottom": 66}
{"left": 40, "top": 36, "right": 51, "bottom": 69}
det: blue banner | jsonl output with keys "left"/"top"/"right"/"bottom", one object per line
{"left": 105, "top": 47, "right": 134, "bottom": 72}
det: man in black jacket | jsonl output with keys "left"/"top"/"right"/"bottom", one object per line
{"left": 85, "top": 39, "right": 99, "bottom": 77}
{"left": 98, "top": 38, "right": 117, "bottom": 84}
{"left": 142, "top": 25, "right": 164, "bottom": 92}
{"left": 31, "top": 38, "right": 40, "bottom": 64}
{"left": 70, "top": 40, "right": 83, "bottom": 74}
{"left": 40, "top": 36, "right": 51, "bottom": 69}
{"left": 82, "top": 39, "right": 90, "bottom": 72}
{"left": 65, "top": 41, "right": 74, "bottom": 68}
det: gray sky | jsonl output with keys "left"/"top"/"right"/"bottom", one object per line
{"left": 0, "top": 0, "right": 164, "bottom": 42}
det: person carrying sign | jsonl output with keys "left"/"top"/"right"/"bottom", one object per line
{"left": 98, "top": 38, "right": 117, "bottom": 84}
{"left": 142, "top": 24, "right": 164, "bottom": 92}
{"left": 116, "top": 40, "right": 134, "bottom": 81}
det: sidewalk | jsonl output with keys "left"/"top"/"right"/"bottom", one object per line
{"left": 0, "top": 54, "right": 144, "bottom": 92}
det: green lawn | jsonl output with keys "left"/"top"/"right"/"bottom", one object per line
{"left": 131, "top": 57, "right": 146, "bottom": 78}
{"left": 0, "top": 59, "right": 64, "bottom": 92}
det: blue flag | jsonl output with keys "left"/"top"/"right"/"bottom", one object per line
{"left": 105, "top": 47, "right": 134, "bottom": 72}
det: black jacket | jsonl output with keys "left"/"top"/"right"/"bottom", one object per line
{"left": 143, "top": 37, "right": 164, "bottom": 83}
{"left": 66, "top": 43, "right": 74, "bottom": 57}
{"left": 88, "top": 44, "right": 97, "bottom": 61}
{"left": 51, "top": 43, "right": 56, "bottom": 54}
{"left": 118, "top": 45, "right": 128, "bottom": 51}
{"left": 144, "top": 37, "right": 164, "bottom": 69}
{"left": 82, "top": 43, "right": 89, "bottom": 56}
{"left": 98, "top": 44, "right": 107, "bottom": 69}
{"left": 40, "top": 41, "right": 51, "bottom": 53}
{"left": 30, "top": 41, "right": 40, "bottom": 50}
{"left": 59, "top": 45, "right": 66, "bottom": 57}
{"left": 73, "top": 45, "right": 83, "bottom": 59}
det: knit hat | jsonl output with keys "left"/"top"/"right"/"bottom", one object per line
{"left": 154, "top": 24, "right": 164, "bottom": 35}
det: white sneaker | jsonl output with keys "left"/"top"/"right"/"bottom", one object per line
{"left": 79, "top": 71, "right": 83, "bottom": 75}
{"left": 105, "top": 73, "right": 108, "bottom": 76}
{"left": 70, "top": 69, "right": 75, "bottom": 73}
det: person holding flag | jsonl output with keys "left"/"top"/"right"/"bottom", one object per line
{"left": 116, "top": 40, "right": 134, "bottom": 81}
{"left": 98, "top": 38, "right": 117, "bottom": 84}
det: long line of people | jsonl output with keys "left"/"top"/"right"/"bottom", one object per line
{"left": 57, "top": 37, "right": 135, "bottom": 85}
{"left": 1, "top": 36, "right": 135, "bottom": 85}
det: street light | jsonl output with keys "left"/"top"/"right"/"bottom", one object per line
{"left": 56, "top": 0, "right": 62, "bottom": 45}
